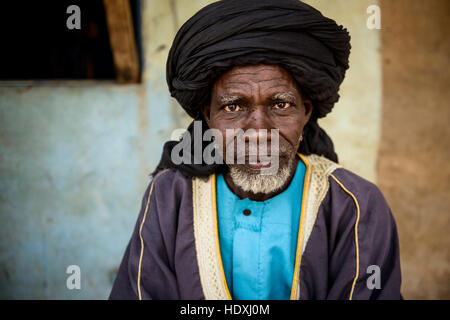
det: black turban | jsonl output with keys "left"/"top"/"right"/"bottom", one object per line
{"left": 153, "top": 0, "right": 351, "bottom": 177}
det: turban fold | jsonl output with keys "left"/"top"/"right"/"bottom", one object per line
{"left": 166, "top": 0, "right": 351, "bottom": 120}
{"left": 153, "top": 0, "right": 351, "bottom": 177}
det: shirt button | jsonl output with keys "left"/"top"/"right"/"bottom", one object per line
{"left": 243, "top": 209, "right": 251, "bottom": 216}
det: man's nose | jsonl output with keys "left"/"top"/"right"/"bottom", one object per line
{"left": 241, "top": 106, "right": 274, "bottom": 145}
{"left": 244, "top": 106, "right": 273, "bottom": 131}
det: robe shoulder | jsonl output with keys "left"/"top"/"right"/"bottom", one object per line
{"left": 300, "top": 166, "right": 402, "bottom": 300}
{"left": 329, "top": 167, "right": 394, "bottom": 226}
{"left": 109, "top": 168, "right": 204, "bottom": 300}
{"left": 151, "top": 169, "right": 194, "bottom": 211}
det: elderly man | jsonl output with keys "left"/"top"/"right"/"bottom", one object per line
{"left": 110, "top": 0, "right": 402, "bottom": 300}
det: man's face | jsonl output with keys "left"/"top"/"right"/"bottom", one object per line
{"left": 202, "top": 64, "right": 312, "bottom": 193}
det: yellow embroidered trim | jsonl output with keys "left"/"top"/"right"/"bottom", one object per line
{"left": 330, "top": 173, "right": 361, "bottom": 300}
{"left": 137, "top": 169, "right": 170, "bottom": 300}
{"left": 211, "top": 174, "right": 233, "bottom": 299}
{"left": 289, "top": 154, "right": 311, "bottom": 300}
{"left": 291, "top": 154, "right": 342, "bottom": 299}
{"left": 192, "top": 175, "right": 231, "bottom": 299}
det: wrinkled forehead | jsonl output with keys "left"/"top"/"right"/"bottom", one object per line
{"left": 212, "top": 64, "right": 301, "bottom": 94}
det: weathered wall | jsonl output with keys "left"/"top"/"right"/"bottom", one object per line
{"left": 305, "top": 0, "right": 383, "bottom": 183}
{"left": 0, "top": 85, "right": 154, "bottom": 299}
{"left": 378, "top": 0, "right": 450, "bottom": 299}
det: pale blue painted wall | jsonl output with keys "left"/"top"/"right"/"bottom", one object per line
{"left": 0, "top": 81, "right": 180, "bottom": 299}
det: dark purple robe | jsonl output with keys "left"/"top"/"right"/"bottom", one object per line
{"left": 109, "top": 154, "right": 402, "bottom": 300}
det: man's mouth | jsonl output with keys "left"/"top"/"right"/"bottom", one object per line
{"left": 239, "top": 154, "right": 279, "bottom": 170}
{"left": 246, "top": 159, "right": 272, "bottom": 169}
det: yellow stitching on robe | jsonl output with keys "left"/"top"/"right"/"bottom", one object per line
{"left": 330, "top": 173, "right": 361, "bottom": 300}
{"left": 137, "top": 169, "right": 170, "bottom": 300}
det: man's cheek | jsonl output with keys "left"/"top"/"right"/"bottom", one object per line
{"left": 219, "top": 130, "right": 236, "bottom": 164}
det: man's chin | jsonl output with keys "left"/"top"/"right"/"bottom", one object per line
{"left": 228, "top": 156, "right": 296, "bottom": 195}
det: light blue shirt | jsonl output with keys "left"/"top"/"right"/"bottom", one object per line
{"left": 216, "top": 158, "right": 306, "bottom": 300}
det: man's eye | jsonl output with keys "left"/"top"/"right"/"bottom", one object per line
{"left": 273, "top": 102, "right": 292, "bottom": 110}
{"left": 224, "top": 104, "right": 241, "bottom": 112}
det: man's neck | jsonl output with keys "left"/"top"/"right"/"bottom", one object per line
{"left": 223, "top": 157, "right": 299, "bottom": 202}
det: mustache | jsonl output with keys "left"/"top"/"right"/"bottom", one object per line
{"left": 225, "top": 141, "right": 294, "bottom": 162}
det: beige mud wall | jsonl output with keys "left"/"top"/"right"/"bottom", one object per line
{"left": 378, "top": 0, "right": 450, "bottom": 299}
{"left": 305, "top": 0, "right": 383, "bottom": 183}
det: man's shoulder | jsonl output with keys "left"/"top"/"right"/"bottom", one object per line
{"left": 152, "top": 167, "right": 190, "bottom": 183}
{"left": 147, "top": 168, "right": 193, "bottom": 198}
{"left": 326, "top": 167, "right": 393, "bottom": 224}
{"left": 303, "top": 153, "right": 389, "bottom": 210}
{"left": 330, "top": 167, "right": 387, "bottom": 205}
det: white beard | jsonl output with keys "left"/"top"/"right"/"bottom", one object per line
{"left": 228, "top": 156, "right": 296, "bottom": 195}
